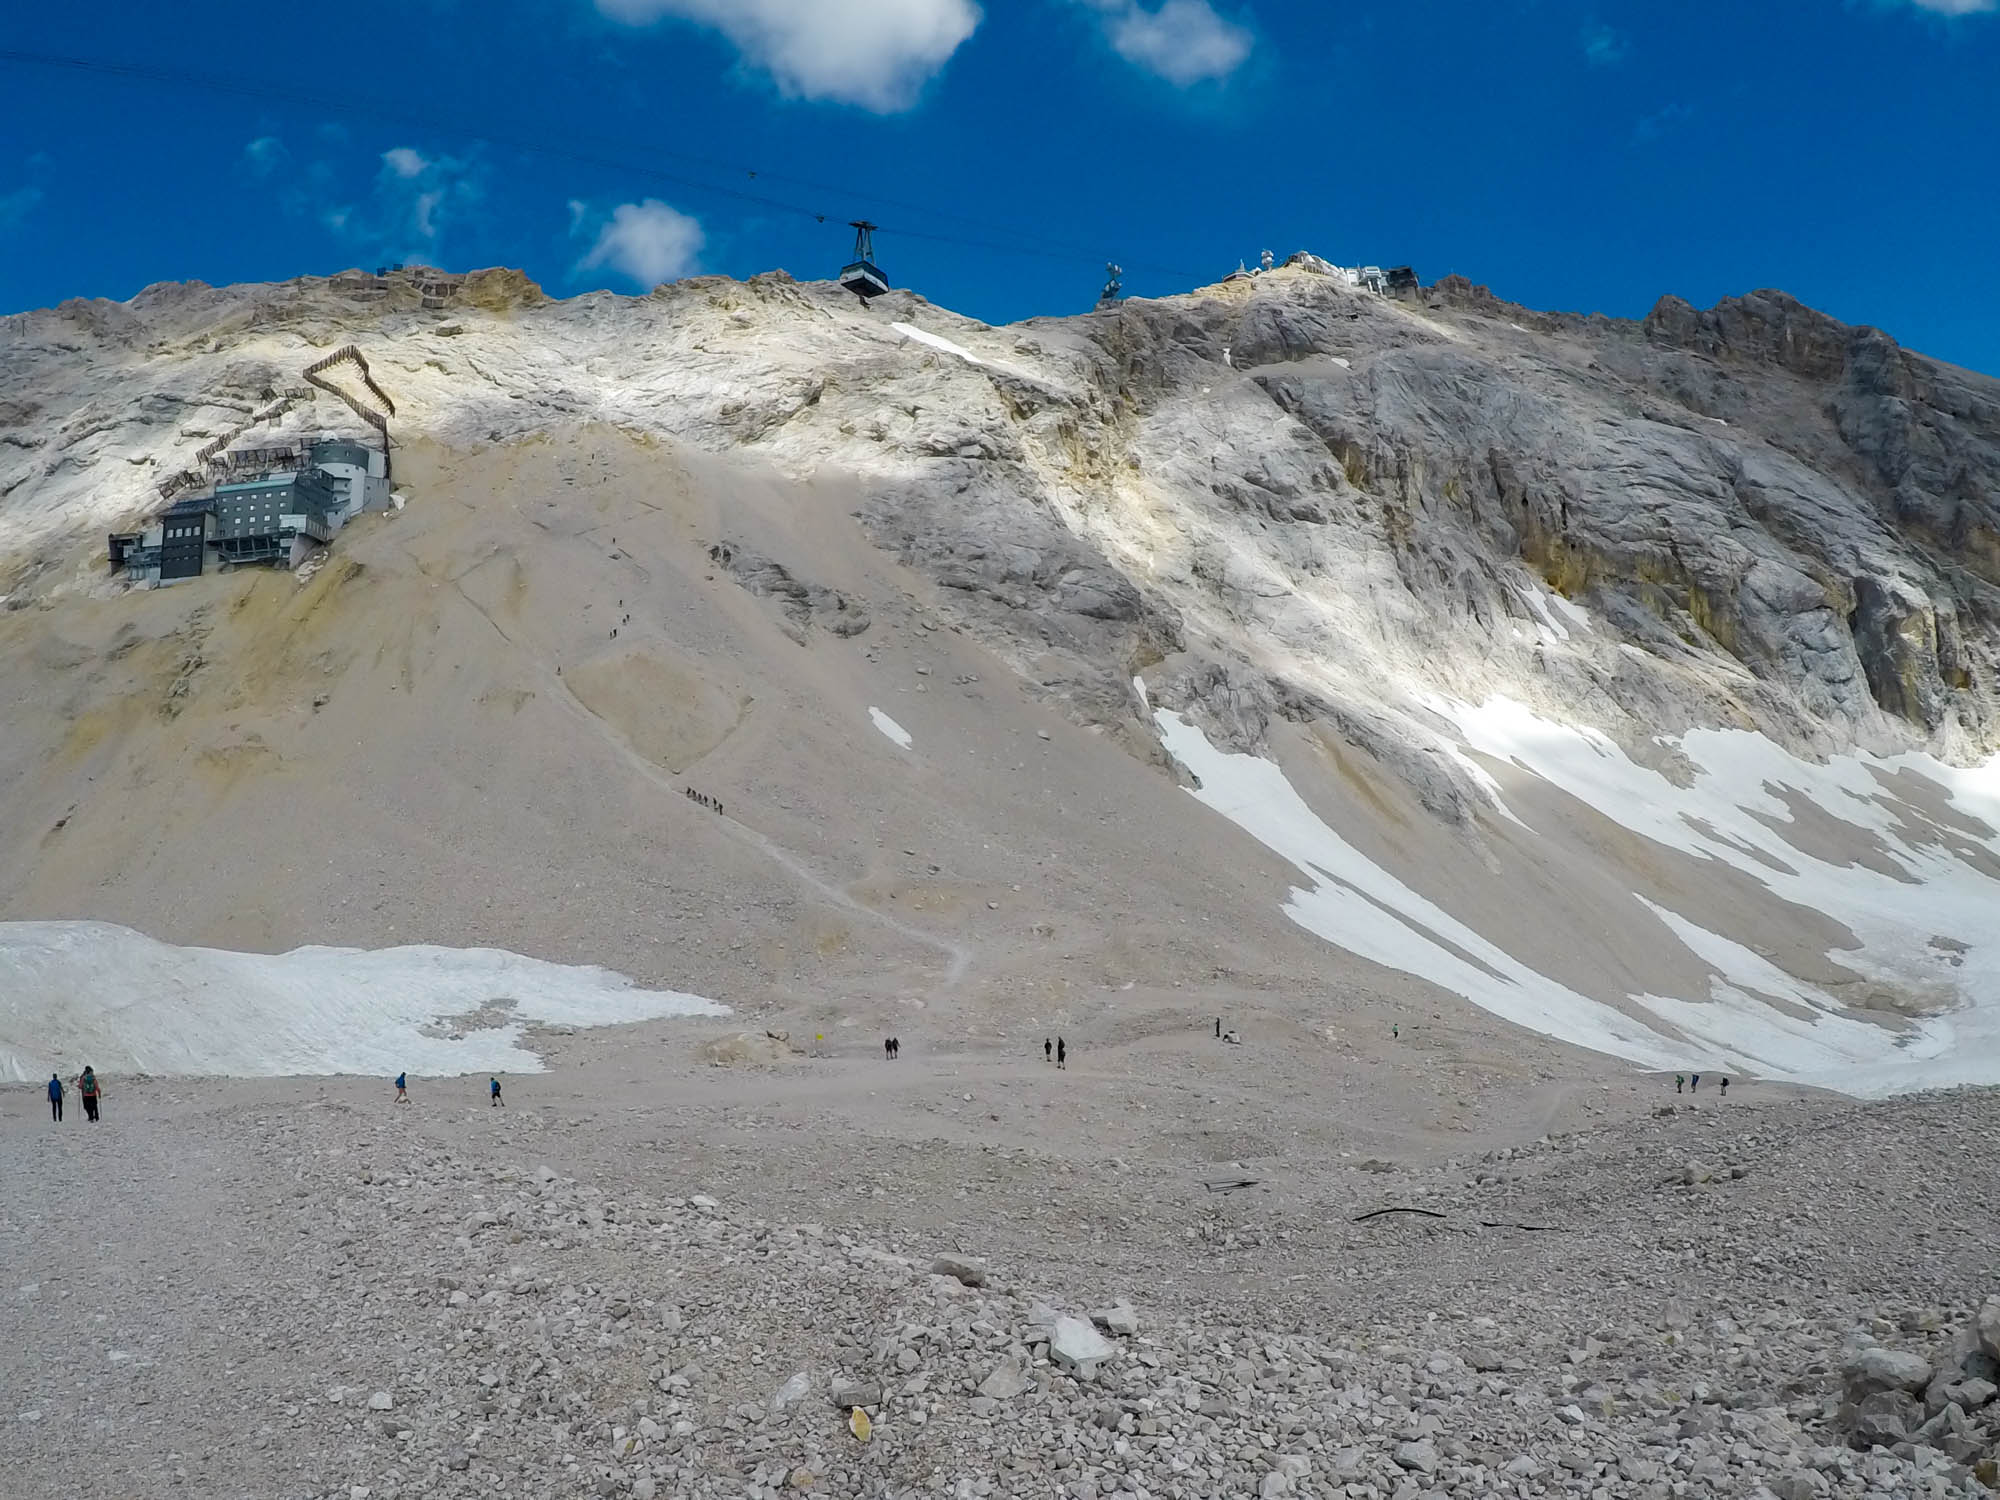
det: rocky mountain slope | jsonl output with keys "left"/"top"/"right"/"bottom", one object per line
{"left": 2, "top": 261, "right": 1999, "bottom": 1092}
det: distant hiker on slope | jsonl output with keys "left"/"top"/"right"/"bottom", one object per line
{"left": 1214, "top": 1017, "right": 1221, "bottom": 1039}
{"left": 395, "top": 1072, "right": 409, "bottom": 1104}
{"left": 1690, "top": 1073, "right": 1701, "bottom": 1093}
{"left": 1675, "top": 1073, "right": 1685, "bottom": 1095}
{"left": 1719, "top": 1076, "right": 1729, "bottom": 1098}
{"left": 76, "top": 1067, "right": 102, "bottom": 1123}
{"left": 47, "top": 1073, "right": 63, "bottom": 1123}
{"left": 1044, "top": 1038, "right": 1052, "bottom": 1063}
{"left": 489, "top": 1076, "right": 504, "bottom": 1108}
{"left": 885, "top": 1038, "right": 893, "bottom": 1061}
{"left": 1056, "top": 1037, "right": 1067, "bottom": 1070}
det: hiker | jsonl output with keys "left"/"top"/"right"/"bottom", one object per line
{"left": 884, "top": 1037, "right": 893, "bottom": 1061}
{"left": 1690, "top": 1073, "right": 1701, "bottom": 1092}
{"left": 489, "top": 1076, "right": 504, "bottom": 1107}
{"left": 1044, "top": 1038, "right": 1052, "bottom": 1063}
{"left": 1675, "top": 1073, "right": 1684, "bottom": 1094}
{"left": 76, "top": 1067, "right": 102, "bottom": 1123}
{"left": 1056, "top": 1037, "right": 1067, "bottom": 1070}
{"left": 1719, "top": 1076, "right": 1730, "bottom": 1098}
{"left": 395, "top": 1072, "right": 409, "bottom": 1103}
{"left": 1392, "top": 1024, "right": 1399, "bottom": 1040}
{"left": 47, "top": 1073, "right": 63, "bottom": 1123}
{"left": 891, "top": 1037, "right": 901, "bottom": 1060}
{"left": 1214, "top": 1017, "right": 1221, "bottom": 1039}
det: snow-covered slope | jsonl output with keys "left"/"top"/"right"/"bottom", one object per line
{"left": 4, "top": 262, "right": 1999, "bottom": 1092}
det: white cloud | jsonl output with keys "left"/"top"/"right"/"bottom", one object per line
{"left": 375, "top": 148, "right": 481, "bottom": 251}
{"left": 594, "top": 0, "right": 981, "bottom": 111}
{"left": 575, "top": 199, "right": 706, "bottom": 288}
{"left": 0, "top": 185, "right": 42, "bottom": 231}
{"left": 1077, "top": 0, "right": 1253, "bottom": 86}
{"left": 243, "top": 137, "right": 290, "bottom": 178}
{"left": 381, "top": 146, "right": 430, "bottom": 180}
{"left": 1581, "top": 22, "right": 1629, "bottom": 65}
{"left": 1904, "top": 0, "right": 1995, "bottom": 12}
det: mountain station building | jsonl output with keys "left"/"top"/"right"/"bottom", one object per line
{"left": 109, "top": 437, "right": 390, "bottom": 587}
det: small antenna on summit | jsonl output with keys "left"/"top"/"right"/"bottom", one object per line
{"left": 1098, "top": 261, "right": 1123, "bottom": 307}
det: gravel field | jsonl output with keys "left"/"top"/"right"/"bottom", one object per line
{"left": 5, "top": 1055, "right": 1996, "bottom": 1500}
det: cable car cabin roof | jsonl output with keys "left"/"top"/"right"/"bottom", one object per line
{"left": 840, "top": 259, "right": 890, "bottom": 299}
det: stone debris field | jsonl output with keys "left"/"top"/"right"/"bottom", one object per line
{"left": 5, "top": 1078, "right": 1997, "bottom": 1500}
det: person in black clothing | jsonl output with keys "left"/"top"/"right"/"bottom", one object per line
{"left": 1719, "top": 1076, "right": 1729, "bottom": 1097}
{"left": 1043, "top": 1038, "right": 1052, "bottom": 1063}
{"left": 77, "top": 1067, "right": 102, "bottom": 1123}
{"left": 884, "top": 1037, "right": 893, "bottom": 1060}
{"left": 1056, "top": 1037, "right": 1067, "bottom": 1070}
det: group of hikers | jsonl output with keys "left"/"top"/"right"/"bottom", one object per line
{"left": 394, "top": 1071, "right": 504, "bottom": 1105}
{"left": 1674, "top": 1072, "right": 1729, "bottom": 1096}
{"left": 45, "top": 1068, "right": 104, "bottom": 1123}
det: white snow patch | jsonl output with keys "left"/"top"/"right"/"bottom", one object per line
{"left": 1436, "top": 696, "right": 2000, "bottom": 1095}
{"left": 1155, "top": 697, "right": 2000, "bottom": 1096}
{"left": 1543, "top": 592, "right": 1592, "bottom": 633}
{"left": 0, "top": 921, "right": 726, "bottom": 1081}
{"left": 1514, "top": 583, "right": 1589, "bottom": 644}
{"left": 891, "top": 323, "right": 985, "bottom": 367}
{"left": 1153, "top": 710, "right": 1684, "bottom": 1072}
{"left": 869, "top": 707, "right": 913, "bottom": 749}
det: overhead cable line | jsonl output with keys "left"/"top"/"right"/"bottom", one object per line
{"left": 0, "top": 46, "right": 1209, "bottom": 283}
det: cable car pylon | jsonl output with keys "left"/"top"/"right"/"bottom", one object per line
{"left": 840, "top": 221, "right": 889, "bottom": 305}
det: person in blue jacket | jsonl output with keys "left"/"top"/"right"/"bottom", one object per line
{"left": 395, "top": 1072, "right": 409, "bottom": 1103}
{"left": 489, "top": 1076, "right": 504, "bottom": 1108}
{"left": 48, "top": 1073, "right": 63, "bottom": 1123}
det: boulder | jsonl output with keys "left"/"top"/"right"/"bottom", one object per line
{"left": 1848, "top": 1389, "right": 1921, "bottom": 1449}
{"left": 1978, "top": 1298, "right": 2000, "bottom": 1363}
{"left": 1050, "top": 1316, "right": 1116, "bottom": 1370}
{"left": 828, "top": 1376, "right": 882, "bottom": 1410}
{"left": 1926, "top": 1374, "right": 1998, "bottom": 1416}
{"left": 1843, "top": 1346, "right": 1932, "bottom": 1398}
{"left": 931, "top": 1254, "right": 987, "bottom": 1288}
{"left": 1090, "top": 1301, "right": 1138, "bottom": 1337}
{"left": 1393, "top": 1440, "right": 1440, "bottom": 1474}
{"left": 977, "top": 1358, "right": 1035, "bottom": 1400}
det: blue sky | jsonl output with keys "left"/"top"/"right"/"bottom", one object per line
{"left": 2, "top": 0, "right": 1997, "bottom": 374}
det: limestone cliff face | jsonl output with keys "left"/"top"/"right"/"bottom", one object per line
{"left": 3, "top": 260, "right": 1997, "bottom": 786}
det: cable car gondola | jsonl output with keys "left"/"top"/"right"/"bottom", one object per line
{"left": 840, "top": 221, "right": 889, "bottom": 304}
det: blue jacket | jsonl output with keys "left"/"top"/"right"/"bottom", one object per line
{"left": 48, "top": 1077, "right": 62, "bottom": 1101}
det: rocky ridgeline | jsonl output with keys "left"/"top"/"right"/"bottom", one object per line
{"left": 38, "top": 1104, "right": 1967, "bottom": 1500}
